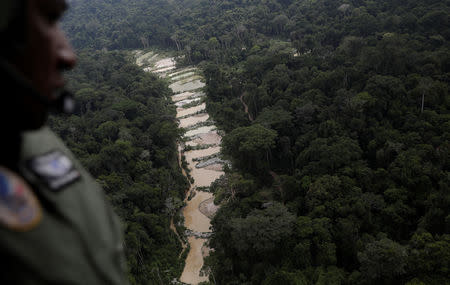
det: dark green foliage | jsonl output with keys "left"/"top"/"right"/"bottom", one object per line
{"left": 49, "top": 50, "right": 188, "bottom": 284}
{"left": 62, "top": 0, "right": 176, "bottom": 50}
{"left": 222, "top": 124, "right": 277, "bottom": 176}
{"left": 62, "top": 0, "right": 450, "bottom": 284}
{"left": 193, "top": 1, "right": 449, "bottom": 284}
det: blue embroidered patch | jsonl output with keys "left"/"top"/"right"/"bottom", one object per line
{"left": 0, "top": 167, "right": 42, "bottom": 231}
{"left": 28, "top": 150, "right": 80, "bottom": 191}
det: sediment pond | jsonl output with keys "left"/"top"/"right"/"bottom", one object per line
{"left": 136, "top": 51, "right": 224, "bottom": 284}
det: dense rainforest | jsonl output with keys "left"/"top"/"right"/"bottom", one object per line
{"left": 49, "top": 50, "right": 188, "bottom": 284}
{"left": 61, "top": 0, "right": 449, "bottom": 284}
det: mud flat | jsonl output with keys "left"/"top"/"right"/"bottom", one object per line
{"left": 170, "top": 79, "right": 205, "bottom": 93}
{"left": 186, "top": 132, "right": 222, "bottom": 147}
{"left": 171, "top": 71, "right": 197, "bottom": 81}
{"left": 179, "top": 114, "right": 210, "bottom": 129}
{"left": 177, "top": 103, "right": 207, "bottom": 118}
{"left": 172, "top": 91, "right": 196, "bottom": 102}
{"left": 185, "top": 126, "right": 216, "bottom": 138}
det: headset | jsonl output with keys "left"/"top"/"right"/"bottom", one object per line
{"left": 0, "top": 0, "right": 75, "bottom": 117}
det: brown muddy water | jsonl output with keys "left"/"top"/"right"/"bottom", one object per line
{"left": 137, "top": 51, "right": 224, "bottom": 284}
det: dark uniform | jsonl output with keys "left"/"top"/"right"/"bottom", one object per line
{"left": 0, "top": 0, "right": 128, "bottom": 283}
{"left": 0, "top": 127, "right": 128, "bottom": 284}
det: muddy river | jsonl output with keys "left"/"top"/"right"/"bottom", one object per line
{"left": 136, "top": 51, "right": 224, "bottom": 284}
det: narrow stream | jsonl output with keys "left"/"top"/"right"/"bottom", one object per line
{"left": 136, "top": 51, "right": 224, "bottom": 284}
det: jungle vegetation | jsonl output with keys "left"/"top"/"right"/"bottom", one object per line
{"left": 61, "top": 0, "right": 449, "bottom": 284}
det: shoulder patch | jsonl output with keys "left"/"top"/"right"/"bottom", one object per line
{"left": 0, "top": 166, "right": 42, "bottom": 231}
{"left": 27, "top": 150, "right": 81, "bottom": 192}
